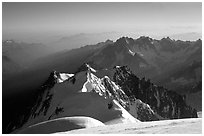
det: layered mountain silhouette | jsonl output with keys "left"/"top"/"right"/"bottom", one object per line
{"left": 3, "top": 36, "right": 202, "bottom": 133}
{"left": 86, "top": 37, "right": 201, "bottom": 89}
{"left": 2, "top": 40, "right": 55, "bottom": 80}
{"left": 31, "top": 36, "right": 201, "bottom": 92}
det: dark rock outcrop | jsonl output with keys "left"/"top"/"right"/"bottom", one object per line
{"left": 113, "top": 66, "right": 198, "bottom": 119}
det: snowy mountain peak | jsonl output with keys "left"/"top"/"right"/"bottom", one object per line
{"left": 81, "top": 66, "right": 129, "bottom": 106}
{"left": 52, "top": 71, "right": 75, "bottom": 83}
{"left": 14, "top": 65, "right": 163, "bottom": 133}
{"left": 76, "top": 63, "right": 97, "bottom": 73}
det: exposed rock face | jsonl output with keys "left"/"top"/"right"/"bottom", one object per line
{"left": 113, "top": 66, "right": 198, "bottom": 119}
{"left": 76, "top": 64, "right": 159, "bottom": 122}
{"left": 85, "top": 36, "right": 202, "bottom": 94}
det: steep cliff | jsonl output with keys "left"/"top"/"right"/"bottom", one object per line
{"left": 113, "top": 66, "right": 198, "bottom": 119}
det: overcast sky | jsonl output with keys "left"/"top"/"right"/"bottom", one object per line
{"left": 2, "top": 2, "right": 202, "bottom": 43}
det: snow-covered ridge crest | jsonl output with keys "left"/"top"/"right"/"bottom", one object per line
{"left": 53, "top": 71, "right": 74, "bottom": 83}
{"left": 51, "top": 64, "right": 96, "bottom": 84}
{"left": 80, "top": 64, "right": 158, "bottom": 121}
{"left": 14, "top": 64, "right": 160, "bottom": 134}
{"left": 17, "top": 116, "right": 105, "bottom": 134}
{"left": 81, "top": 64, "right": 129, "bottom": 107}
{"left": 53, "top": 64, "right": 157, "bottom": 120}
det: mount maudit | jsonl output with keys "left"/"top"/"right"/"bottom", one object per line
{"left": 2, "top": 36, "right": 202, "bottom": 133}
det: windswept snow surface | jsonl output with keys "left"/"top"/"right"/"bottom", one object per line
{"left": 16, "top": 116, "right": 104, "bottom": 134}
{"left": 61, "top": 118, "right": 202, "bottom": 134}
{"left": 111, "top": 99, "right": 138, "bottom": 124}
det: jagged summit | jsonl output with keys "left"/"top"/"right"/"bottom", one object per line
{"left": 75, "top": 63, "right": 97, "bottom": 74}
{"left": 137, "top": 36, "right": 153, "bottom": 41}
{"left": 113, "top": 66, "right": 198, "bottom": 119}
{"left": 135, "top": 36, "right": 154, "bottom": 45}
{"left": 114, "top": 37, "right": 135, "bottom": 56}
{"left": 53, "top": 71, "right": 75, "bottom": 83}
{"left": 113, "top": 36, "right": 156, "bottom": 57}
{"left": 115, "top": 36, "right": 134, "bottom": 45}
{"left": 115, "top": 36, "right": 154, "bottom": 46}
{"left": 161, "top": 36, "right": 173, "bottom": 41}
{"left": 104, "top": 39, "right": 113, "bottom": 44}
{"left": 13, "top": 64, "right": 164, "bottom": 134}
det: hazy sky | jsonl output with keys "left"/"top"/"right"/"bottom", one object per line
{"left": 2, "top": 2, "right": 202, "bottom": 43}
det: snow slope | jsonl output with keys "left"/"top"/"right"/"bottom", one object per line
{"left": 16, "top": 116, "right": 104, "bottom": 134}
{"left": 61, "top": 118, "right": 202, "bottom": 134}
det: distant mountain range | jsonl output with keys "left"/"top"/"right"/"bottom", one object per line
{"left": 48, "top": 32, "right": 202, "bottom": 51}
{"left": 29, "top": 36, "right": 201, "bottom": 94}
{"left": 2, "top": 40, "right": 55, "bottom": 80}
{"left": 50, "top": 32, "right": 123, "bottom": 51}
{"left": 168, "top": 32, "right": 201, "bottom": 41}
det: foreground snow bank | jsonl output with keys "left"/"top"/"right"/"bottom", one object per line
{"left": 16, "top": 116, "right": 104, "bottom": 134}
{"left": 61, "top": 118, "right": 202, "bottom": 134}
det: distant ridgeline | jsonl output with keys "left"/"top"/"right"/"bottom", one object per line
{"left": 113, "top": 66, "right": 198, "bottom": 119}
